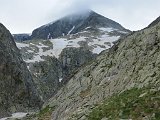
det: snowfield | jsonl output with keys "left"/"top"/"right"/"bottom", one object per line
{"left": 0, "top": 112, "right": 27, "bottom": 120}
{"left": 16, "top": 27, "right": 122, "bottom": 63}
{"left": 99, "top": 27, "right": 116, "bottom": 32}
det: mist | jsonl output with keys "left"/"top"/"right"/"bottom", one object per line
{"left": 0, "top": 0, "right": 160, "bottom": 33}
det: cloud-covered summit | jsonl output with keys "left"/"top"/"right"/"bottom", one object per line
{"left": 0, "top": 0, "right": 160, "bottom": 33}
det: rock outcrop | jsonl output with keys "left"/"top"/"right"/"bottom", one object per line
{"left": 41, "top": 17, "right": 160, "bottom": 120}
{"left": 59, "top": 47, "right": 95, "bottom": 78}
{"left": 0, "top": 23, "right": 41, "bottom": 118}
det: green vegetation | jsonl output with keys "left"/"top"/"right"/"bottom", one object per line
{"left": 88, "top": 87, "right": 160, "bottom": 120}
{"left": 37, "top": 105, "right": 55, "bottom": 120}
{"left": 21, "top": 105, "right": 56, "bottom": 120}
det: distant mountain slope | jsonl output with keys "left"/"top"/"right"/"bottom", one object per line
{"left": 31, "top": 10, "right": 130, "bottom": 39}
{"left": 0, "top": 23, "right": 41, "bottom": 118}
{"left": 13, "top": 34, "right": 31, "bottom": 42}
{"left": 148, "top": 16, "right": 160, "bottom": 27}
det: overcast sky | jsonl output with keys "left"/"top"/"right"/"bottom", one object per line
{"left": 0, "top": 0, "right": 160, "bottom": 34}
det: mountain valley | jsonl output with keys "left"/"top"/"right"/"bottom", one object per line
{"left": 0, "top": 9, "right": 160, "bottom": 120}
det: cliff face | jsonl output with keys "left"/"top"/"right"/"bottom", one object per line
{"left": 41, "top": 19, "right": 160, "bottom": 120}
{"left": 29, "top": 56, "right": 61, "bottom": 101}
{"left": 0, "top": 23, "right": 41, "bottom": 118}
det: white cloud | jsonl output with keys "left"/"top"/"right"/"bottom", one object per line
{"left": 0, "top": 0, "right": 159, "bottom": 33}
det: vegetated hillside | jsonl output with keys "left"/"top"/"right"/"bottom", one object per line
{"left": 0, "top": 23, "right": 41, "bottom": 118}
{"left": 88, "top": 87, "right": 160, "bottom": 120}
{"left": 37, "top": 18, "right": 160, "bottom": 120}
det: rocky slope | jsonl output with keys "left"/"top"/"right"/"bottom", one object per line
{"left": 36, "top": 17, "right": 160, "bottom": 120}
{"left": 0, "top": 23, "right": 41, "bottom": 118}
{"left": 59, "top": 47, "right": 95, "bottom": 78}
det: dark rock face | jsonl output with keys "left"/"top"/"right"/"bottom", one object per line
{"left": 13, "top": 34, "right": 31, "bottom": 42}
{"left": 31, "top": 10, "right": 129, "bottom": 40}
{"left": 29, "top": 56, "right": 62, "bottom": 100}
{"left": 0, "top": 23, "right": 41, "bottom": 118}
{"left": 59, "top": 47, "right": 95, "bottom": 78}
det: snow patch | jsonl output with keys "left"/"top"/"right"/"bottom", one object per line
{"left": 92, "top": 46, "right": 105, "bottom": 54}
{"left": 25, "top": 43, "right": 51, "bottom": 63}
{"left": 118, "top": 30, "right": 129, "bottom": 34}
{"left": 27, "top": 50, "right": 34, "bottom": 53}
{"left": 67, "top": 26, "right": 75, "bottom": 35}
{"left": 0, "top": 112, "right": 27, "bottom": 120}
{"left": 85, "top": 27, "right": 91, "bottom": 29}
{"left": 50, "top": 38, "right": 68, "bottom": 58}
{"left": 29, "top": 43, "right": 35, "bottom": 45}
{"left": 99, "top": 27, "right": 117, "bottom": 32}
{"left": 16, "top": 42, "right": 29, "bottom": 48}
{"left": 59, "top": 78, "right": 63, "bottom": 82}
{"left": 49, "top": 37, "right": 86, "bottom": 58}
{"left": 47, "top": 33, "right": 51, "bottom": 39}
{"left": 27, "top": 65, "right": 30, "bottom": 70}
{"left": 12, "top": 113, "right": 27, "bottom": 118}
{"left": 88, "top": 35, "right": 120, "bottom": 54}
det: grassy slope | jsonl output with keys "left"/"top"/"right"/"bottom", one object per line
{"left": 88, "top": 87, "right": 160, "bottom": 120}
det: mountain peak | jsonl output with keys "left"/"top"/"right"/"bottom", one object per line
{"left": 31, "top": 10, "right": 129, "bottom": 40}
